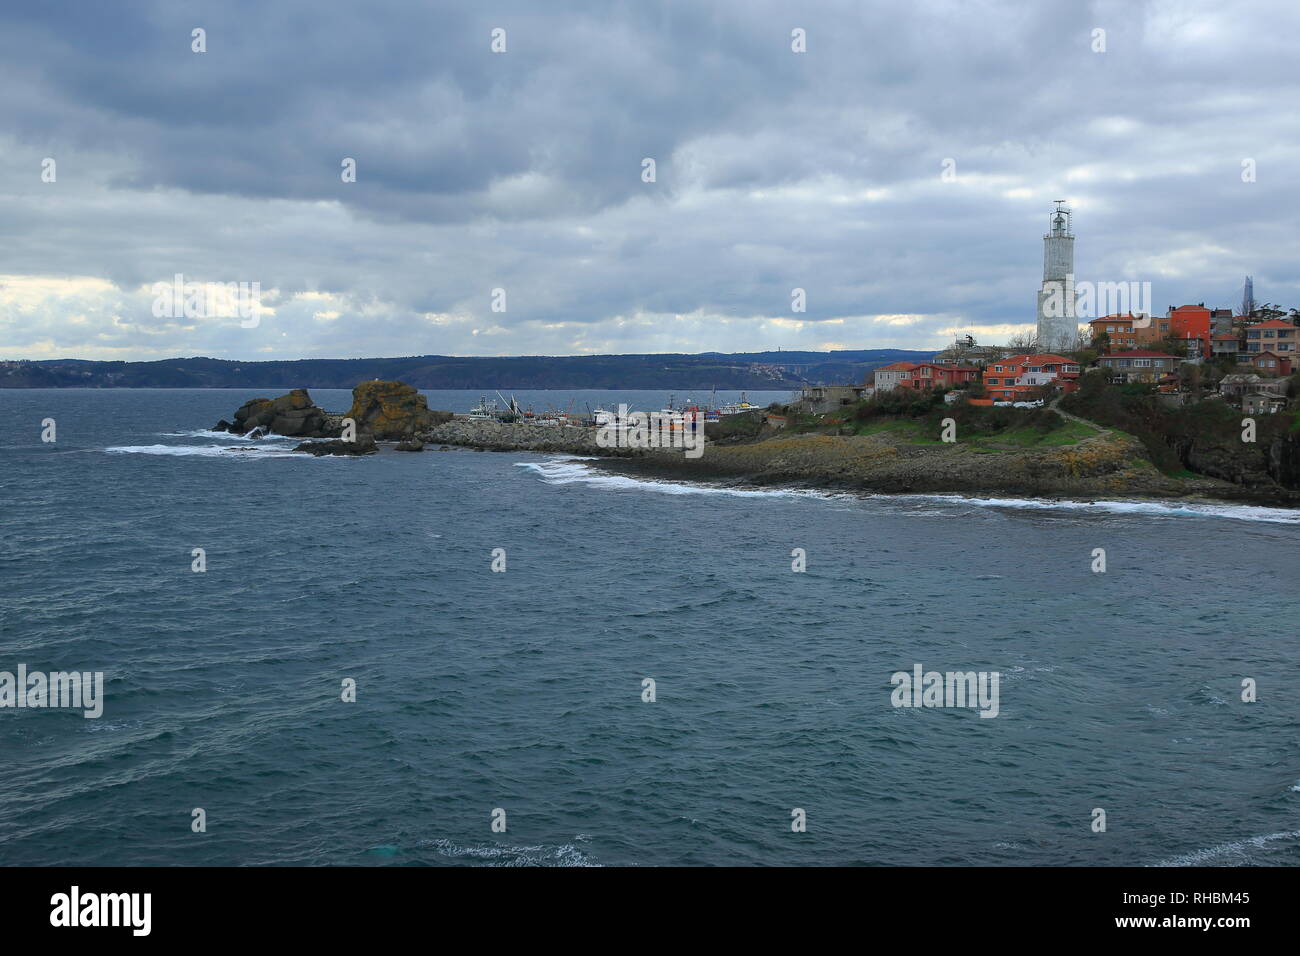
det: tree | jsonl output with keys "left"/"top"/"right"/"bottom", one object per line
{"left": 1250, "top": 303, "right": 1288, "bottom": 322}
{"left": 1072, "top": 347, "right": 1100, "bottom": 367}
{"left": 1007, "top": 331, "right": 1037, "bottom": 352}
{"left": 1156, "top": 336, "right": 1189, "bottom": 358}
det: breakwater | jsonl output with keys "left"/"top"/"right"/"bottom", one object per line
{"left": 420, "top": 418, "right": 638, "bottom": 456}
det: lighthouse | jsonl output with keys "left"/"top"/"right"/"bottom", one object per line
{"left": 1035, "top": 201, "right": 1076, "bottom": 351}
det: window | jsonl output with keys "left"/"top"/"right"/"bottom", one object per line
{"left": 1134, "top": 359, "right": 1151, "bottom": 367}
{"left": 1264, "top": 331, "right": 1275, "bottom": 338}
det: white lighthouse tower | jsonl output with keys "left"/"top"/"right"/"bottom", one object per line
{"left": 1035, "top": 200, "right": 1076, "bottom": 352}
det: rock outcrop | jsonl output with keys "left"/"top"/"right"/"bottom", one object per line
{"left": 213, "top": 381, "right": 454, "bottom": 452}
{"left": 346, "top": 381, "right": 448, "bottom": 440}
{"left": 293, "top": 435, "right": 377, "bottom": 456}
{"left": 215, "top": 388, "right": 335, "bottom": 437}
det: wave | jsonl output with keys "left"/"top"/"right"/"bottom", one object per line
{"left": 1151, "top": 829, "right": 1300, "bottom": 866}
{"left": 421, "top": 838, "right": 599, "bottom": 867}
{"left": 514, "top": 459, "right": 845, "bottom": 500}
{"left": 518, "top": 457, "right": 1300, "bottom": 524}
{"left": 106, "top": 444, "right": 305, "bottom": 458}
{"left": 158, "top": 429, "right": 273, "bottom": 441}
{"left": 909, "top": 494, "right": 1300, "bottom": 525}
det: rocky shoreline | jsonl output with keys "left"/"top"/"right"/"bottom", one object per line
{"left": 208, "top": 383, "right": 1298, "bottom": 505}
{"left": 422, "top": 415, "right": 1294, "bottom": 504}
{"left": 581, "top": 430, "right": 1250, "bottom": 501}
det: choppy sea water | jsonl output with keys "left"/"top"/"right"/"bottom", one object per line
{"left": 2, "top": 388, "right": 1298, "bottom": 867}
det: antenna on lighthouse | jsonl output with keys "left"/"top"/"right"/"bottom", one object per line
{"left": 1050, "top": 200, "right": 1072, "bottom": 236}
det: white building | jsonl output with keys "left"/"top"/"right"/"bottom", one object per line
{"left": 873, "top": 361, "right": 917, "bottom": 392}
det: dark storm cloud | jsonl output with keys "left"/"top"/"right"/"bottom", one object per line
{"left": 2, "top": 0, "right": 1300, "bottom": 359}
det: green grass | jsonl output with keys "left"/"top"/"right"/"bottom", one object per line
{"left": 941, "top": 419, "right": 1100, "bottom": 451}
{"left": 852, "top": 419, "right": 916, "bottom": 436}
{"left": 802, "top": 409, "right": 1104, "bottom": 451}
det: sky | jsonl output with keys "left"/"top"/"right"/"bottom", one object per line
{"left": 2, "top": 0, "right": 1299, "bottom": 362}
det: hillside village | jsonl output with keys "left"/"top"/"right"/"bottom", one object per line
{"left": 798, "top": 302, "right": 1300, "bottom": 418}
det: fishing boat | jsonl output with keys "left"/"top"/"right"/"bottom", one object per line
{"left": 468, "top": 396, "right": 500, "bottom": 420}
{"left": 716, "top": 391, "right": 763, "bottom": 416}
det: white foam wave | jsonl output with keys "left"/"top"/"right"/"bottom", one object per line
{"left": 517, "top": 458, "right": 1300, "bottom": 523}
{"left": 908, "top": 494, "right": 1300, "bottom": 525}
{"left": 106, "top": 444, "right": 304, "bottom": 458}
{"left": 1151, "top": 829, "right": 1300, "bottom": 866}
{"left": 160, "top": 429, "right": 257, "bottom": 441}
{"left": 515, "top": 459, "right": 844, "bottom": 500}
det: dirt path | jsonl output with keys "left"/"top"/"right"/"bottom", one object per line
{"left": 1049, "top": 396, "right": 1113, "bottom": 439}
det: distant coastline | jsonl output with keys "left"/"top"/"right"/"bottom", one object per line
{"left": 0, "top": 349, "right": 933, "bottom": 390}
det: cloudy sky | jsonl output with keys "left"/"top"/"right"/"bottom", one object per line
{"left": 3, "top": 0, "right": 1299, "bottom": 361}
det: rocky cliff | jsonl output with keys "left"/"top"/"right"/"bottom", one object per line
{"left": 215, "top": 388, "right": 336, "bottom": 437}
{"left": 345, "top": 380, "right": 449, "bottom": 440}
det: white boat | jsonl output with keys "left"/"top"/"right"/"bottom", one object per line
{"left": 468, "top": 396, "right": 500, "bottom": 420}
{"left": 716, "top": 392, "right": 763, "bottom": 416}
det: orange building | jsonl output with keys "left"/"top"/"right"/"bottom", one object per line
{"left": 897, "top": 363, "right": 977, "bottom": 391}
{"left": 1167, "top": 304, "right": 1212, "bottom": 358}
{"left": 981, "top": 353, "right": 1081, "bottom": 401}
{"left": 1088, "top": 313, "right": 1170, "bottom": 352}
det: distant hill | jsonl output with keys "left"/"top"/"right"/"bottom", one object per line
{"left": 0, "top": 349, "right": 935, "bottom": 389}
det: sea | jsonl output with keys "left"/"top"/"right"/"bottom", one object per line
{"left": 2, "top": 387, "right": 1298, "bottom": 867}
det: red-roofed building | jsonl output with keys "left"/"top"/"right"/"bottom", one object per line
{"left": 1244, "top": 319, "right": 1299, "bottom": 356}
{"left": 872, "top": 361, "right": 918, "bottom": 392}
{"left": 980, "top": 353, "right": 1082, "bottom": 401}
{"left": 897, "top": 363, "right": 977, "bottom": 391}
{"left": 1087, "top": 313, "right": 1170, "bottom": 352}
{"left": 1097, "top": 350, "right": 1184, "bottom": 383}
